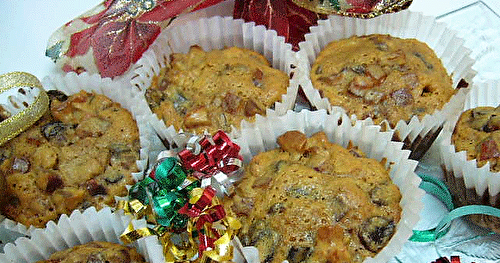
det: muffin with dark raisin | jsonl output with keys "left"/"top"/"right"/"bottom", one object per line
{"left": 224, "top": 131, "right": 402, "bottom": 263}
{"left": 307, "top": 33, "right": 467, "bottom": 160}
{"left": 145, "top": 45, "right": 290, "bottom": 135}
{"left": 310, "top": 34, "right": 455, "bottom": 128}
{"left": 36, "top": 241, "right": 146, "bottom": 263}
{"left": 0, "top": 90, "right": 140, "bottom": 227}
{"left": 443, "top": 105, "right": 500, "bottom": 233}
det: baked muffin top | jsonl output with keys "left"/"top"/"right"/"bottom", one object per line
{"left": 452, "top": 106, "right": 500, "bottom": 172}
{"left": 145, "top": 45, "right": 290, "bottom": 135}
{"left": 310, "top": 34, "right": 455, "bottom": 127}
{"left": 224, "top": 131, "right": 402, "bottom": 263}
{"left": 36, "top": 241, "right": 146, "bottom": 263}
{"left": 0, "top": 90, "right": 140, "bottom": 227}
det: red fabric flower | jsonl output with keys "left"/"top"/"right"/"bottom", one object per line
{"left": 234, "top": 0, "right": 327, "bottom": 51}
{"left": 61, "top": 0, "right": 224, "bottom": 78}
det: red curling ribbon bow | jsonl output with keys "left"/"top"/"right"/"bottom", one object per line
{"left": 178, "top": 130, "right": 243, "bottom": 176}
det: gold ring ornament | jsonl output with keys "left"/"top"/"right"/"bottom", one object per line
{"left": 0, "top": 72, "right": 49, "bottom": 146}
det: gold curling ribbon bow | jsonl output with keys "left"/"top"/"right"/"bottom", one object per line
{"left": 0, "top": 72, "right": 49, "bottom": 146}
{"left": 119, "top": 187, "right": 242, "bottom": 262}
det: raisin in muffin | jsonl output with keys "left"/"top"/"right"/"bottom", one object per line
{"left": 451, "top": 106, "right": 500, "bottom": 171}
{"left": 36, "top": 241, "right": 146, "bottom": 263}
{"left": 224, "top": 131, "right": 402, "bottom": 263}
{"left": 0, "top": 90, "right": 140, "bottom": 227}
{"left": 145, "top": 45, "right": 289, "bottom": 135}
{"left": 310, "top": 34, "right": 455, "bottom": 127}
{"left": 448, "top": 106, "right": 500, "bottom": 232}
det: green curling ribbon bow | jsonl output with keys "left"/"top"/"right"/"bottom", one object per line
{"left": 410, "top": 174, "right": 500, "bottom": 242}
{"left": 155, "top": 157, "right": 187, "bottom": 190}
{"left": 129, "top": 157, "right": 199, "bottom": 229}
{"left": 129, "top": 176, "right": 157, "bottom": 205}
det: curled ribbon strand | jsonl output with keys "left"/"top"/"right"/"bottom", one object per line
{"left": 0, "top": 72, "right": 49, "bottom": 146}
{"left": 119, "top": 130, "right": 243, "bottom": 262}
{"left": 410, "top": 174, "right": 500, "bottom": 242}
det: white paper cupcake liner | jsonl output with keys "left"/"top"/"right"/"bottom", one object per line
{"left": 0, "top": 72, "right": 160, "bottom": 246}
{"left": 127, "top": 16, "right": 299, "bottom": 150}
{"left": 296, "top": 9, "right": 476, "bottom": 160}
{"left": 232, "top": 109, "right": 425, "bottom": 263}
{"left": 440, "top": 80, "right": 500, "bottom": 205}
{"left": 0, "top": 207, "right": 159, "bottom": 263}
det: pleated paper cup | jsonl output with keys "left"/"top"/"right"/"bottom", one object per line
{"left": 296, "top": 9, "right": 476, "bottom": 160}
{"left": 0, "top": 207, "right": 160, "bottom": 263}
{"left": 231, "top": 109, "right": 425, "bottom": 263}
{"left": 439, "top": 80, "right": 500, "bottom": 233}
{"left": 0, "top": 72, "right": 159, "bottom": 245}
{"left": 128, "top": 16, "right": 300, "bottom": 149}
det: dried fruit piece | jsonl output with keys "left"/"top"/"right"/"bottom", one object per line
{"left": 329, "top": 195, "right": 350, "bottom": 221}
{"left": 244, "top": 99, "right": 264, "bottom": 117}
{"left": 41, "top": 121, "right": 67, "bottom": 141}
{"left": 477, "top": 138, "right": 500, "bottom": 161}
{"left": 222, "top": 92, "right": 241, "bottom": 114}
{"left": 46, "top": 174, "right": 64, "bottom": 193}
{"left": 243, "top": 220, "right": 280, "bottom": 262}
{"left": 184, "top": 107, "right": 211, "bottom": 128}
{"left": 358, "top": 216, "right": 395, "bottom": 252}
{"left": 277, "top": 131, "right": 307, "bottom": 153}
{"left": 86, "top": 179, "right": 107, "bottom": 196}
{"left": 287, "top": 246, "right": 313, "bottom": 263}
{"left": 469, "top": 108, "right": 492, "bottom": 131}
{"left": 104, "top": 172, "right": 124, "bottom": 184}
{"left": 231, "top": 196, "right": 255, "bottom": 216}
{"left": 484, "top": 115, "right": 500, "bottom": 132}
{"left": 391, "top": 88, "right": 413, "bottom": 106}
{"left": 252, "top": 68, "right": 264, "bottom": 88}
{"left": 12, "top": 157, "right": 30, "bottom": 174}
{"left": 267, "top": 202, "right": 286, "bottom": 215}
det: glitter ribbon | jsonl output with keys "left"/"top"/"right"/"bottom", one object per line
{"left": 410, "top": 174, "right": 500, "bottom": 242}
{"left": 179, "top": 130, "right": 243, "bottom": 176}
{"left": 120, "top": 130, "right": 242, "bottom": 262}
{"left": 291, "top": 0, "right": 413, "bottom": 18}
{"left": 0, "top": 72, "right": 49, "bottom": 147}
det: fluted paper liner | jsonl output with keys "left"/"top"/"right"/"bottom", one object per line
{"left": 0, "top": 207, "right": 158, "bottom": 263}
{"left": 0, "top": 72, "right": 161, "bottom": 246}
{"left": 296, "top": 10, "right": 476, "bottom": 160}
{"left": 128, "top": 16, "right": 300, "bottom": 149}
{"left": 439, "top": 80, "right": 500, "bottom": 232}
{"left": 233, "top": 109, "right": 425, "bottom": 263}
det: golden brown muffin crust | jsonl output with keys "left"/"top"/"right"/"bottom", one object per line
{"left": 0, "top": 90, "right": 140, "bottom": 227}
{"left": 145, "top": 45, "right": 289, "bottom": 134}
{"left": 224, "top": 131, "right": 402, "bottom": 263}
{"left": 36, "top": 241, "right": 146, "bottom": 263}
{"left": 452, "top": 106, "right": 500, "bottom": 171}
{"left": 310, "top": 34, "right": 455, "bottom": 127}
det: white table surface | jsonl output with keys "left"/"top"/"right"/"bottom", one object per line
{"left": 1, "top": 1, "right": 500, "bottom": 262}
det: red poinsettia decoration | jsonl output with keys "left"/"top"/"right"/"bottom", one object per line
{"left": 234, "top": 0, "right": 327, "bottom": 51}
{"left": 46, "top": 0, "right": 225, "bottom": 78}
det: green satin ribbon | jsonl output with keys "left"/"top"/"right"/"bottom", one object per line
{"left": 410, "top": 174, "right": 500, "bottom": 242}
